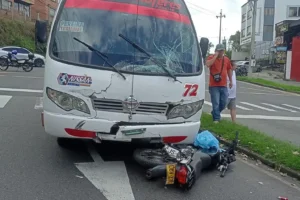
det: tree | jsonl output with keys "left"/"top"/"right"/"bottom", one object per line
{"left": 229, "top": 31, "right": 242, "bottom": 52}
{"left": 207, "top": 42, "right": 214, "bottom": 56}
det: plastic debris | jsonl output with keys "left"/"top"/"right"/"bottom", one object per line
{"left": 76, "top": 175, "right": 84, "bottom": 178}
{"left": 258, "top": 182, "right": 263, "bottom": 185}
{"left": 278, "top": 196, "right": 288, "bottom": 200}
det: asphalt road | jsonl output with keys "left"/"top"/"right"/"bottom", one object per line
{"left": 0, "top": 68, "right": 299, "bottom": 200}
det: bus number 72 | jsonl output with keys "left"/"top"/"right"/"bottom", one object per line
{"left": 183, "top": 84, "right": 198, "bottom": 97}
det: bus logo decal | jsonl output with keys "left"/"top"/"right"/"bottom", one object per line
{"left": 57, "top": 73, "right": 92, "bottom": 87}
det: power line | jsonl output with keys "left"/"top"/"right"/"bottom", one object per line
{"left": 186, "top": 1, "right": 217, "bottom": 15}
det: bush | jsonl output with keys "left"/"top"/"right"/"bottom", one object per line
{"left": 0, "top": 18, "right": 35, "bottom": 52}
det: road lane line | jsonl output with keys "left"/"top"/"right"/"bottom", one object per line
{"left": 204, "top": 101, "right": 212, "bottom": 106}
{"left": 236, "top": 105, "right": 252, "bottom": 110}
{"left": 261, "top": 103, "right": 297, "bottom": 113}
{"left": 205, "top": 101, "right": 252, "bottom": 111}
{"left": 0, "top": 95, "right": 12, "bottom": 108}
{"left": 240, "top": 102, "right": 276, "bottom": 112}
{"left": 282, "top": 104, "right": 300, "bottom": 110}
{"left": 13, "top": 75, "right": 43, "bottom": 79}
{"left": 221, "top": 114, "right": 300, "bottom": 121}
{"left": 0, "top": 87, "right": 43, "bottom": 93}
{"left": 75, "top": 143, "right": 135, "bottom": 200}
{"left": 34, "top": 97, "right": 43, "bottom": 110}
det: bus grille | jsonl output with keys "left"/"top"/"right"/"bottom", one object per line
{"left": 92, "top": 98, "right": 169, "bottom": 115}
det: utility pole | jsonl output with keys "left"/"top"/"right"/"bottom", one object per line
{"left": 249, "top": 0, "right": 257, "bottom": 74}
{"left": 216, "top": 9, "right": 226, "bottom": 44}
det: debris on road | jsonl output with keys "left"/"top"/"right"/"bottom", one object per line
{"left": 76, "top": 175, "right": 84, "bottom": 179}
{"left": 256, "top": 159, "right": 262, "bottom": 165}
{"left": 258, "top": 182, "right": 263, "bottom": 185}
{"left": 280, "top": 172, "right": 287, "bottom": 177}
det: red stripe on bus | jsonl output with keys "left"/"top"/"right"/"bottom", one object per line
{"left": 64, "top": 0, "right": 191, "bottom": 24}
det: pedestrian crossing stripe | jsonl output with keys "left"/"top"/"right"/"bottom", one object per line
{"left": 204, "top": 101, "right": 299, "bottom": 113}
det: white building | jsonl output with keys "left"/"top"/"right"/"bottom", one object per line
{"left": 240, "top": 0, "right": 300, "bottom": 46}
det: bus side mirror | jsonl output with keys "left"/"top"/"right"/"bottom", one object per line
{"left": 199, "top": 37, "right": 209, "bottom": 59}
{"left": 35, "top": 20, "right": 48, "bottom": 43}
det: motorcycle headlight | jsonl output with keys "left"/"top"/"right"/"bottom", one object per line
{"left": 46, "top": 87, "right": 90, "bottom": 114}
{"left": 167, "top": 100, "right": 204, "bottom": 119}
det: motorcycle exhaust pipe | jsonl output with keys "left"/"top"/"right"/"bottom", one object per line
{"left": 146, "top": 165, "right": 167, "bottom": 180}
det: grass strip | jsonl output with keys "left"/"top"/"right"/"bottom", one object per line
{"left": 200, "top": 112, "right": 300, "bottom": 172}
{"left": 237, "top": 76, "right": 300, "bottom": 93}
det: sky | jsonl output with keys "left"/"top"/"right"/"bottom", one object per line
{"left": 186, "top": 0, "right": 248, "bottom": 50}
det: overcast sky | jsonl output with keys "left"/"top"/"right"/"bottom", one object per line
{"left": 186, "top": 0, "right": 247, "bottom": 48}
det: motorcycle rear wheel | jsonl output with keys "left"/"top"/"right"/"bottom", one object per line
{"left": 133, "top": 148, "right": 176, "bottom": 168}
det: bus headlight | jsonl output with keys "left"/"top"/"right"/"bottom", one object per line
{"left": 167, "top": 100, "right": 204, "bottom": 119}
{"left": 46, "top": 87, "right": 90, "bottom": 114}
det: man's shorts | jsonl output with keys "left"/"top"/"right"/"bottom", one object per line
{"left": 227, "top": 98, "right": 236, "bottom": 110}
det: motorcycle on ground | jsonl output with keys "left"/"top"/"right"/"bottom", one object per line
{"left": 133, "top": 131, "right": 239, "bottom": 191}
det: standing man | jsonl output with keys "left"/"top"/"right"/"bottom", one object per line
{"left": 206, "top": 44, "right": 233, "bottom": 123}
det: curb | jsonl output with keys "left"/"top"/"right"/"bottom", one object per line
{"left": 237, "top": 79, "right": 300, "bottom": 95}
{"left": 218, "top": 137, "right": 300, "bottom": 181}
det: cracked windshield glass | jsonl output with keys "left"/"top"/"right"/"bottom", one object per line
{"left": 51, "top": 0, "right": 200, "bottom": 75}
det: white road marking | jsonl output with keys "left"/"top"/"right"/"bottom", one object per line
{"left": 205, "top": 101, "right": 252, "bottom": 111}
{"left": 240, "top": 102, "right": 276, "bottom": 112}
{"left": 75, "top": 144, "right": 135, "bottom": 200}
{"left": 238, "top": 80, "right": 300, "bottom": 96}
{"left": 261, "top": 103, "right": 297, "bottom": 113}
{"left": 0, "top": 87, "right": 43, "bottom": 93}
{"left": 0, "top": 95, "right": 12, "bottom": 108}
{"left": 204, "top": 101, "right": 212, "bottom": 106}
{"left": 34, "top": 97, "right": 43, "bottom": 110}
{"left": 282, "top": 104, "right": 300, "bottom": 111}
{"left": 221, "top": 114, "right": 300, "bottom": 121}
{"left": 13, "top": 75, "right": 43, "bottom": 79}
{"left": 236, "top": 105, "right": 252, "bottom": 110}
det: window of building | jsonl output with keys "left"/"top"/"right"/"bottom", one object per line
{"left": 264, "top": 8, "right": 274, "bottom": 15}
{"left": 49, "top": 7, "right": 56, "bottom": 23}
{"left": 0, "top": 0, "right": 11, "bottom": 10}
{"left": 247, "top": 26, "right": 251, "bottom": 36}
{"left": 263, "top": 25, "right": 273, "bottom": 41}
{"left": 242, "top": 13, "right": 246, "bottom": 22}
{"left": 288, "top": 6, "right": 300, "bottom": 17}
{"left": 12, "top": 2, "right": 30, "bottom": 17}
{"left": 247, "top": 9, "right": 252, "bottom": 19}
{"left": 242, "top": 28, "right": 246, "bottom": 37}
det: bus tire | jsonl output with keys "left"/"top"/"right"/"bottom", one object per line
{"left": 57, "top": 137, "right": 73, "bottom": 148}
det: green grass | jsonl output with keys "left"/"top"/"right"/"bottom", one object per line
{"left": 201, "top": 112, "right": 300, "bottom": 172}
{"left": 237, "top": 76, "right": 300, "bottom": 93}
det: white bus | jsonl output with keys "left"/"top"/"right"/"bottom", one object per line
{"left": 36, "top": 0, "right": 209, "bottom": 147}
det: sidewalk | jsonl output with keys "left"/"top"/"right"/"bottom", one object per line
{"left": 248, "top": 70, "right": 300, "bottom": 87}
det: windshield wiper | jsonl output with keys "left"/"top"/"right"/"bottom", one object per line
{"left": 73, "top": 37, "right": 126, "bottom": 80}
{"left": 118, "top": 34, "right": 180, "bottom": 82}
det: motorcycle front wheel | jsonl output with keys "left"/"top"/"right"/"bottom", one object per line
{"left": 22, "top": 63, "right": 34, "bottom": 72}
{"left": 0, "top": 56, "right": 9, "bottom": 71}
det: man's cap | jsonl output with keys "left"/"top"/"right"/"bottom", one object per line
{"left": 215, "top": 44, "right": 225, "bottom": 51}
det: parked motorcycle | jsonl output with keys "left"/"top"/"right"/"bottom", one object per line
{"left": 133, "top": 131, "right": 239, "bottom": 191}
{"left": 0, "top": 50, "right": 35, "bottom": 72}
{"left": 236, "top": 65, "right": 248, "bottom": 76}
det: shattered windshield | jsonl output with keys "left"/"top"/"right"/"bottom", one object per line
{"left": 50, "top": 0, "right": 201, "bottom": 75}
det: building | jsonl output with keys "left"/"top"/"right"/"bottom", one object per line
{"left": 31, "top": 0, "right": 58, "bottom": 23}
{"left": 240, "top": 0, "right": 300, "bottom": 64}
{"left": 0, "top": 0, "right": 34, "bottom": 21}
{"left": 0, "top": 0, "right": 57, "bottom": 22}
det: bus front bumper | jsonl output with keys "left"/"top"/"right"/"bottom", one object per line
{"left": 42, "top": 111, "right": 200, "bottom": 144}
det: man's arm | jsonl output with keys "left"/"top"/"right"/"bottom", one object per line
{"left": 206, "top": 53, "right": 218, "bottom": 68}
{"left": 227, "top": 58, "right": 233, "bottom": 85}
